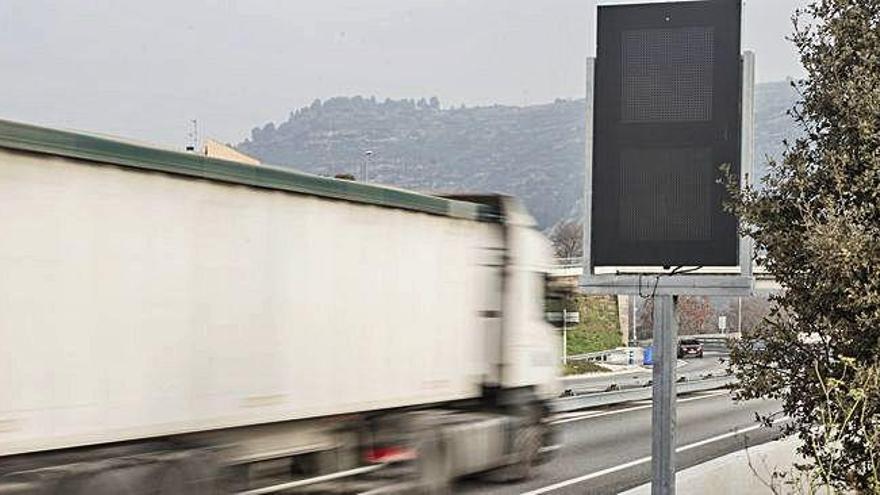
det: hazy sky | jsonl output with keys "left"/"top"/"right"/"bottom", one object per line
{"left": 0, "top": 0, "right": 806, "bottom": 148}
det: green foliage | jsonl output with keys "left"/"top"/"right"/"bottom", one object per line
{"left": 676, "top": 296, "right": 716, "bottom": 335}
{"left": 558, "top": 295, "right": 623, "bottom": 356}
{"left": 563, "top": 361, "right": 610, "bottom": 376}
{"left": 727, "top": 0, "right": 880, "bottom": 491}
{"left": 566, "top": 327, "right": 623, "bottom": 356}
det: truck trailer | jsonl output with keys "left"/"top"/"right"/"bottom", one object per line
{"left": 0, "top": 119, "right": 560, "bottom": 494}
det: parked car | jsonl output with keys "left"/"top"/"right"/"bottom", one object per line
{"left": 678, "top": 339, "right": 704, "bottom": 358}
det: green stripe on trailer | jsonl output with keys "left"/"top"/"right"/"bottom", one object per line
{"left": 0, "top": 118, "right": 498, "bottom": 222}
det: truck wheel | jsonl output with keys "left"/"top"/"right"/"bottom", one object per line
{"left": 415, "top": 430, "right": 451, "bottom": 495}
{"left": 155, "top": 464, "right": 187, "bottom": 494}
{"left": 155, "top": 454, "right": 218, "bottom": 495}
{"left": 509, "top": 425, "right": 542, "bottom": 481}
{"left": 174, "top": 450, "right": 220, "bottom": 495}
{"left": 485, "top": 424, "right": 543, "bottom": 483}
{"left": 534, "top": 423, "right": 557, "bottom": 466}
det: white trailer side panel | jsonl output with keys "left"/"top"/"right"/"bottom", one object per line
{"left": 0, "top": 149, "right": 501, "bottom": 456}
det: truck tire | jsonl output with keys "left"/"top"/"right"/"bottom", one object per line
{"left": 508, "top": 424, "right": 542, "bottom": 481}
{"left": 155, "top": 453, "right": 218, "bottom": 495}
{"left": 155, "top": 464, "right": 187, "bottom": 494}
{"left": 535, "top": 422, "right": 557, "bottom": 466}
{"left": 484, "top": 424, "right": 543, "bottom": 483}
{"left": 172, "top": 450, "right": 219, "bottom": 495}
{"left": 414, "top": 430, "right": 451, "bottom": 495}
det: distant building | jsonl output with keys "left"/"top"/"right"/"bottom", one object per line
{"left": 202, "top": 138, "right": 260, "bottom": 165}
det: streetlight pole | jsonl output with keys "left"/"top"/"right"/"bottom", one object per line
{"left": 631, "top": 294, "right": 637, "bottom": 345}
{"left": 562, "top": 308, "right": 568, "bottom": 365}
{"left": 362, "top": 150, "right": 374, "bottom": 182}
{"left": 737, "top": 296, "right": 742, "bottom": 334}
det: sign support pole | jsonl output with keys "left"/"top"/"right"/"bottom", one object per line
{"left": 562, "top": 308, "right": 568, "bottom": 365}
{"left": 652, "top": 295, "right": 678, "bottom": 495}
{"left": 632, "top": 294, "right": 637, "bottom": 345}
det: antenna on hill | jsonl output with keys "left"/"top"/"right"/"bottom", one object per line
{"left": 186, "top": 119, "right": 199, "bottom": 153}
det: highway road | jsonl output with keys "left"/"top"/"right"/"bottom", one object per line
{"left": 456, "top": 388, "right": 784, "bottom": 494}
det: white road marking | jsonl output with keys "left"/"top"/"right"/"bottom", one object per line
{"left": 552, "top": 391, "right": 728, "bottom": 425}
{"left": 521, "top": 417, "right": 788, "bottom": 494}
{"left": 521, "top": 456, "right": 653, "bottom": 495}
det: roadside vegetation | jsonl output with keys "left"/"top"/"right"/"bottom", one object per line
{"left": 548, "top": 294, "right": 622, "bottom": 356}
{"left": 727, "top": 0, "right": 880, "bottom": 491}
{"left": 546, "top": 226, "right": 622, "bottom": 366}
{"left": 563, "top": 360, "right": 609, "bottom": 376}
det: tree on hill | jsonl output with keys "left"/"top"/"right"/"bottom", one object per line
{"left": 676, "top": 296, "right": 715, "bottom": 335}
{"left": 636, "top": 296, "right": 716, "bottom": 339}
{"left": 728, "top": 0, "right": 880, "bottom": 490}
{"left": 549, "top": 221, "right": 583, "bottom": 259}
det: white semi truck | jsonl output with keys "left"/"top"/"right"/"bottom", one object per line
{"left": 0, "top": 119, "right": 560, "bottom": 494}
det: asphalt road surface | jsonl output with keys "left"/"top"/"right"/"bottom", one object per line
{"left": 456, "top": 389, "right": 784, "bottom": 494}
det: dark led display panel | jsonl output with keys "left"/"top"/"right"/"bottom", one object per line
{"left": 592, "top": 0, "right": 741, "bottom": 267}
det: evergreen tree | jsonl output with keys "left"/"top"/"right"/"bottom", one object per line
{"left": 729, "top": 1, "right": 880, "bottom": 490}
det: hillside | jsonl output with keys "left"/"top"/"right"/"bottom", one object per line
{"left": 238, "top": 82, "right": 798, "bottom": 230}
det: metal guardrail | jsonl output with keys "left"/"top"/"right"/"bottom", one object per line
{"left": 696, "top": 337, "right": 730, "bottom": 353}
{"left": 553, "top": 375, "right": 735, "bottom": 413}
{"left": 691, "top": 334, "right": 739, "bottom": 353}
{"left": 567, "top": 347, "right": 642, "bottom": 365}
{"left": 566, "top": 350, "right": 618, "bottom": 362}
{"left": 635, "top": 334, "right": 738, "bottom": 353}
{"left": 691, "top": 333, "right": 741, "bottom": 339}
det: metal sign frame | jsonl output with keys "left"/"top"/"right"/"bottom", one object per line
{"left": 581, "top": 51, "right": 756, "bottom": 297}
{"left": 580, "top": 4, "right": 757, "bottom": 489}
